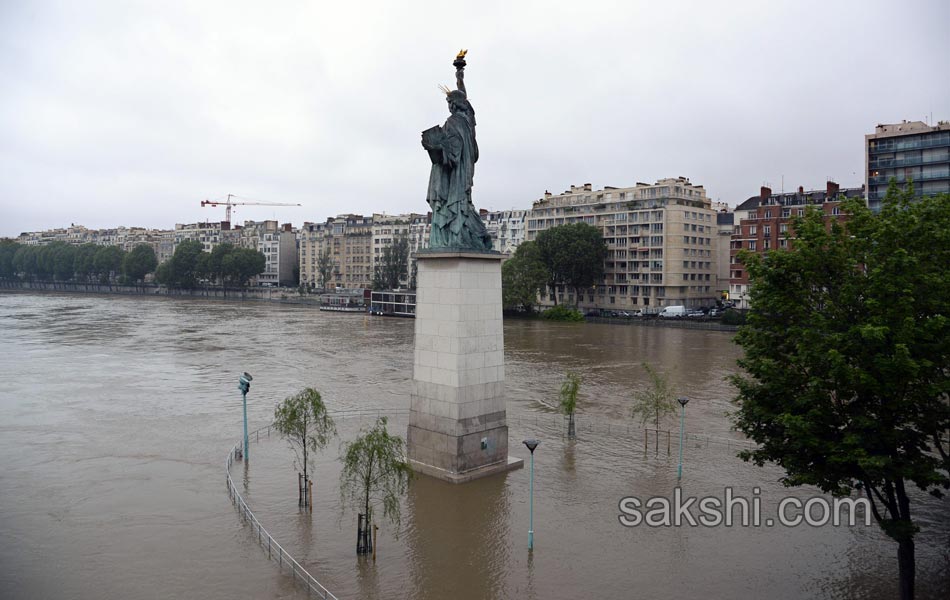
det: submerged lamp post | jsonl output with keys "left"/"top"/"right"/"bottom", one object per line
{"left": 238, "top": 372, "right": 253, "bottom": 459}
{"left": 523, "top": 438, "right": 540, "bottom": 550}
{"left": 676, "top": 396, "right": 689, "bottom": 481}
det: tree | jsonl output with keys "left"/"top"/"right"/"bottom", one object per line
{"left": 0, "top": 240, "right": 17, "bottom": 280}
{"left": 535, "top": 223, "right": 606, "bottom": 305}
{"left": 93, "top": 246, "right": 125, "bottom": 283}
{"left": 50, "top": 243, "right": 77, "bottom": 281}
{"left": 339, "top": 417, "right": 412, "bottom": 555}
{"left": 559, "top": 371, "right": 581, "bottom": 438}
{"left": 317, "top": 247, "right": 334, "bottom": 290}
{"left": 221, "top": 247, "right": 266, "bottom": 287}
{"left": 208, "top": 243, "right": 235, "bottom": 285}
{"left": 122, "top": 244, "right": 158, "bottom": 283}
{"left": 374, "top": 234, "right": 409, "bottom": 290}
{"left": 631, "top": 363, "right": 677, "bottom": 456}
{"left": 157, "top": 240, "right": 203, "bottom": 289}
{"left": 731, "top": 186, "right": 950, "bottom": 600}
{"left": 272, "top": 388, "right": 336, "bottom": 506}
{"left": 502, "top": 241, "right": 548, "bottom": 313}
{"left": 74, "top": 244, "right": 99, "bottom": 282}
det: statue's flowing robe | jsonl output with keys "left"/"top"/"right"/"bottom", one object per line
{"left": 425, "top": 111, "right": 492, "bottom": 251}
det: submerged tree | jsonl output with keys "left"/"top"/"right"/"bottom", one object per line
{"left": 559, "top": 371, "right": 581, "bottom": 438}
{"left": 732, "top": 185, "right": 950, "bottom": 600}
{"left": 631, "top": 363, "right": 677, "bottom": 456}
{"left": 273, "top": 388, "right": 336, "bottom": 507}
{"left": 339, "top": 417, "right": 412, "bottom": 555}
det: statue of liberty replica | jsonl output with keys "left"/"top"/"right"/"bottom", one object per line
{"left": 408, "top": 51, "right": 521, "bottom": 483}
{"left": 421, "top": 50, "right": 493, "bottom": 251}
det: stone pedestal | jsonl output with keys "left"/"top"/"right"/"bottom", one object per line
{"left": 407, "top": 251, "right": 523, "bottom": 483}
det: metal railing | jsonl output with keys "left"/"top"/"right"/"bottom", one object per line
{"left": 225, "top": 406, "right": 750, "bottom": 598}
{"left": 224, "top": 409, "right": 410, "bottom": 599}
{"left": 508, "top": 412, "right": 757, "bottom": 453}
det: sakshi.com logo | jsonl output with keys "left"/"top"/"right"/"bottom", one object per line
{"left": 618, "top": 487, "right": 873, "bottom": 528}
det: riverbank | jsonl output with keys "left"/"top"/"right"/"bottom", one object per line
{"left": 0, "top": 280, "right": 322, "bottom": 306}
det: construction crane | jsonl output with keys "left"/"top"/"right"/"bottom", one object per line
{"left": 200, "top": 193, "right": 302, "bottom": 223}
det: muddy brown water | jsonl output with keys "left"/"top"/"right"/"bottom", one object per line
{"left": 1, "top": 292, "right": 947, "bottom": 599}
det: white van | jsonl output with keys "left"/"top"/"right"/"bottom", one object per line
{"left": 658, "top": 305, "right": 687, "bottom": 318}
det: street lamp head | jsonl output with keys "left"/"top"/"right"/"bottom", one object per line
{"left": 243, "top": 372, "right": 253, "bottom": 381}
{"left": 677, "top": 397, "right": 689, "bottom": 407}
{"left": 523, "top": 439, "right": 540, "bottom": 453}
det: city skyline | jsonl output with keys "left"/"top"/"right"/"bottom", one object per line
{"left": 2, "top": 0, "right": 948, "bottom": 238}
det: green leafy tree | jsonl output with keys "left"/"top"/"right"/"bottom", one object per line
{"left": 92, "top": 246, "right": 124, "bottom": 283}
{"left": 50, "top": 243, "right": 77, "bottom": 281}
{"left": 535, "top": 223, "right": 606, "bottom": 306}
{"left": 0, "top": 240, "right": 18, "bottom": 280}
{"left": 74, "top": 244, "right": 99, "bottom": 282}
{"left": 731, "top": 186, "right": 950, "bottom": 600}
{"left": 221, "top": 247, "right": 266, "bottom": 287}
{"left": 559, "top": 371, "right": 581, "bottom": 438}
{"left": 272, "top": 388, "right": 336, "bottom": 504}
{"left": 631, "top": 363, "right": 677, "bottom": 456}
{"left": 502, "top": 241, "right": 548, "bottom": 313}
{"left": 208, "top": 243, "right": 235, "bottom": 285}
{"left": 339, "top": 417, "right": 412, "bottom": 555}
{"left": 122, "top": 244, "right": 158, "bottom": 283}
{"left": 12, "top": 245, "right": 40, "bottom": 280}
{"left": 156, "top": 240, "right": 203, "bottom": 289}
{"left": 317, "top": 247, "right": 334, "bottom": 290}
{"left": 374, "top": 234, "right": 410, "bottom": 290}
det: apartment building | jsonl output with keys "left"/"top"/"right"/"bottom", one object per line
{"left": 298, "top": 215, "right": 374, "bottom": 289}
{"left": 729, "top": 182, "right": 864, "bottom": 308}
{"left": 526, "top": 177, "right": 719, "bottom": 312}
{"left": 866, "top": 120, "right": 950, "bottom": 212}
{"left": 482, "top": 209, "right": 526, "bottom": 254}
{"left": 372, "top": 213, "right": 421, "bottom": 288}
{"left": 239, "top": 220, "right": 297, "bottom": 286}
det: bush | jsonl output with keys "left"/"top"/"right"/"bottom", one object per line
{"left": 721, "top": 309, "right": 747, "bottom": 326}
{"left": 541, "top": 305, "right": 584, "bottom": 322}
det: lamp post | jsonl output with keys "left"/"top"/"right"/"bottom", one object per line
{"left": 238, "top": 372, "right": 253, "bottom": 459}
{"left": 523, "top": 438, "right": 540, "bottom": 550}
{"left": 676, "top": 397, "right": 689, "bottom": 481}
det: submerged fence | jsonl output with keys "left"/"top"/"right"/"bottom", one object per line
{"left": 225, "top": 408, "right": 412, "bottom": 599}
{"left": 508, "top": 412, "right": 757, "bottom": 454}
{"left": 225, "top": 407, "right": 752, "bottom": 597}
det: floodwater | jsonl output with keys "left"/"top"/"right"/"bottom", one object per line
{"left": 0, "top": 292, "right": 947, "bottom": 599}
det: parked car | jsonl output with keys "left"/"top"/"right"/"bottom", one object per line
{"left": 708, "top": 307, "right": 722, "bottom": 318}
{"left": 687, "top": 309, "right": 705, "bottom": 319}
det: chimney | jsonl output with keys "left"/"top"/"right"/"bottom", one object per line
{"left": 798, "top": 186, "right": 804, "bottom": 195}
{"left": 584, "top": 183, "right": 592, "bottom": 192}
{"left": 760, "top": 186, "right": 772, "bottom": 202}
{"left": 282, "top": 223, "right": 292, "bottom": 232}
{"left": 544, "top": 190, "right": 551, "bottom": 197}
{"left": 826, "top": 181, "right": 839, "bottom": 199}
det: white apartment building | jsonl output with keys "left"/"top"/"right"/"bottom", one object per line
{"left": 482, "top": 209, "right": 526, "bottom": 254}
{"left": 239, "top": 220, "right": 297, "bottom": 286}
{"left": 526, "top": 177, "right": 719, "bottom": 312}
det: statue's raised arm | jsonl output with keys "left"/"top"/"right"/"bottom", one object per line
{"left": 453, "top": 49, "right": 467, "bottom": 96}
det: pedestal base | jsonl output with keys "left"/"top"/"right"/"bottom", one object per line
{"left": 409, "top": 455, "right": 523, "bottom": 484}
{"left": 407, "top": 251, "right": 516, "bottom": 484}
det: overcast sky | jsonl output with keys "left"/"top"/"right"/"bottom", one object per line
{"left": 1, "top": 0, "right": 948, "bottom": 237}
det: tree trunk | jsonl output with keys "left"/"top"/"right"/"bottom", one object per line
{"left": 897, "top": 537, "right": 915, "bottom": 600}
{"left": 568, "top": 412, "right": 575, "bottom": 438}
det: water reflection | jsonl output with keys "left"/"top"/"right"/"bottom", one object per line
{"left": 405, "top": 472, "right": 511, "bottom": 599}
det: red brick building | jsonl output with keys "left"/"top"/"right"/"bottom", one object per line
{"left": 729, "top": 181, "right": 865, "bottom": 308}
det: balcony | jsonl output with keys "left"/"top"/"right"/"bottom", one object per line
{"left": 869, "top": 135, "right": 950, "bottom": 153}
{"left": 868, "top": 172, "right": 950, "bottom": 185}
{"left": 869, "top": 154, "right": 949, "bottom": 169}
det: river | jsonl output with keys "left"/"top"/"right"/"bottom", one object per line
{"left": 0, "top": 292, "right": 946, "bottom": 599}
